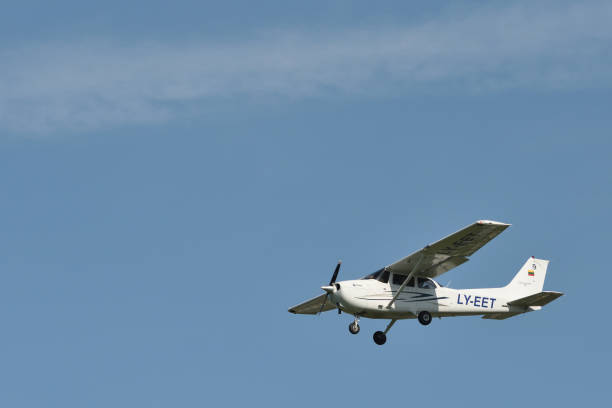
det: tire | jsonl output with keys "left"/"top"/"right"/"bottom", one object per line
{"left": 373, "top": 331, "right": 387, "bottom": 345}
{"left": 349, "top": 322, "right": 360, "bottom": 334}
{"left": 418, "top": 311, "right": 432, "bottom": 326}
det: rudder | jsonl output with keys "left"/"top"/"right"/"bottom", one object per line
{"left": 505, "top": 257, "right": 549, "bottom": 298}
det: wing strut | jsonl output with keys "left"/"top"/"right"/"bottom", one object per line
{"left": 386, "top": 253, "right": 424, "bottom": 309}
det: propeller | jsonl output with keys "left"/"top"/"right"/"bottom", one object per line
{"left": 330, "top": 260, "right": 341, "bottom": 286}
{"left": 318, "top": 260, "right": 342, "bottom": 315}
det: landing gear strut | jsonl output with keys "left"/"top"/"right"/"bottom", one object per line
{"left": 418, "top": 311, "right": 432, "bottom": 326}
{"left": 348, "top": 316, "right": 360, "bottom": 334}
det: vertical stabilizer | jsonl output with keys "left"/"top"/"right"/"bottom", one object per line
{"left": 505, "top": 257, "right": 549, "bottom": 298}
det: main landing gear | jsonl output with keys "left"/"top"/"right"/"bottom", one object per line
{"left": 348, "top": 316, "right": 360, "bottom": 334}
{"left": 351, "top": 312, "right": 434, "bottom": 345}
{"left": 418, "top": 311, "right": 432, "bottom": 326}
{"left": 373, "top": 331, "right": 386, "bottom": 345}
{"left": 372, "top": 312, "right": 432, "bottom": 345}
{"left": 373, "top": 319, "right": 397, "bottom": 346}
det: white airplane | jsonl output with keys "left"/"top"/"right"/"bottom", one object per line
{"left": 289, "top": 220, "right": 563, "bottom": 345}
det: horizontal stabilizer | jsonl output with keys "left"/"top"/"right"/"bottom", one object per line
{"left": 508, "top": 291, "right": 563, "bottom": 307}
{"left": 482, "top": 312, "right": 524, "bottom": 320}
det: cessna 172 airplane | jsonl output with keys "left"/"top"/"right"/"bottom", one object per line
{"left": 289, "top": 220, "right": 563, "bottom": 345}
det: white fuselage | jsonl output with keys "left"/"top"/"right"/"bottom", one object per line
{"left": 329, "top": 279, "right": 518, "bottom": 319}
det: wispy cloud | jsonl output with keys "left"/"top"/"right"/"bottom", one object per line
{"left": 2, "top": 1, "right": 611, "bottom": 134}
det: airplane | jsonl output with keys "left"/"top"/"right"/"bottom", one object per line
{"left": 288, "top": 220, "right": 563, "bottom": 345}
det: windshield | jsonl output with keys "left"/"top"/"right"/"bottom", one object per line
{"left": 362, "top": 268, "right": 384, "bottom": 280}
{"left": 362, "top": 268, "right": 390, "bottom": 283}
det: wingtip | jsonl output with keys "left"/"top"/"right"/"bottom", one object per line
{"left": 477, "top": 219, "right": 511, "bottom": 226}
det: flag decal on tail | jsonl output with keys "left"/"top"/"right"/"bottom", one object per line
{"left": 528, "top": 270, "right": 535, "bottom": 276}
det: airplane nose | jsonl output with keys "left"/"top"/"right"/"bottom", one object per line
{"left": 321, "top": 285, "right": 334, "bottom": 294}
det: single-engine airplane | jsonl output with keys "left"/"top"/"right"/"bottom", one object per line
{"left": 289, "top": 220, "right": 563, "bottom": 345}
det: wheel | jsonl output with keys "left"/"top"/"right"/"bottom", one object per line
{"left": 373, "top": 331, "right": 386, "bottom": 345}
{"left": 349, "top": 322, "right": 360, "bottom": 334}
{"left": 418, "top": 311, "right": 432, "bottom": 326}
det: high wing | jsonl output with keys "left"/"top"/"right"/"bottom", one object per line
{"left": 387, "top": 220, "right": 510, "bottom": 279}
{"left": 288, "top": 294, "right": 336, "bottom": 315}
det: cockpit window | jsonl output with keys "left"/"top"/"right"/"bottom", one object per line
{"left": 363, "top": 268, "right": 390, "bottom": 283}
{"left": 363, "top": 268, "right": 384, "bottom": 280}
{"left": 417, "top": 277, "right": 436, "bottom": 289}
{"left": 392, "top": 274, "right": 415, "bottom": 286}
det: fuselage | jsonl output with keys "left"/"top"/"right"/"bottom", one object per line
{"left": 329, "top": 278, "right": 517, "bottom": 319}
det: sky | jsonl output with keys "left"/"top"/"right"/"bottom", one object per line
{"left": 1, "top": 1, "right": 611, "bottom": 407}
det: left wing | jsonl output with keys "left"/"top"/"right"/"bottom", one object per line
{"left": 387, "top": 220, "right": 510, "bottom": 278}
{"left": 288, "top": 294, "right": 336, "bottom": 315}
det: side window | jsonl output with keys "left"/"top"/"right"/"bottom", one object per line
{"left": 417, "top": 277, "right": 436, "bottom": 289}
{"left": 379, "top": 269, "right": 390, "bottom": 284}
{"left": 392, "top": 274, "right": 414, "bottom": 286}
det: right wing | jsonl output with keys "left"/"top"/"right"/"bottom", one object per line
{"left": 288, "top": 294, "right": 336, "bottom": 315}
{"left": 387, "top": 220, "right": 510, "bottom": 279}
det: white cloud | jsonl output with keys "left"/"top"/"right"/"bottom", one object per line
{"left": 2, "top": 1, "right": 611, "bottom": 134}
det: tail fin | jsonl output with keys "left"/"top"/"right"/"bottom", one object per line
{"left": 505, "top": 257, "right": 549, "bottom": 298}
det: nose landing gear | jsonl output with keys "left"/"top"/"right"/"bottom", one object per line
{"left": 348, "top": 316, "right": 360, "bottom": 334}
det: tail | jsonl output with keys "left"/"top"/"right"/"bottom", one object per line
{"left": 504, "top": 257, "right": 549, "bottom": 298}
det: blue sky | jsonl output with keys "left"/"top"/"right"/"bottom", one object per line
{"left": 1, "top": 1, "right": 611, "bottom": 407}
